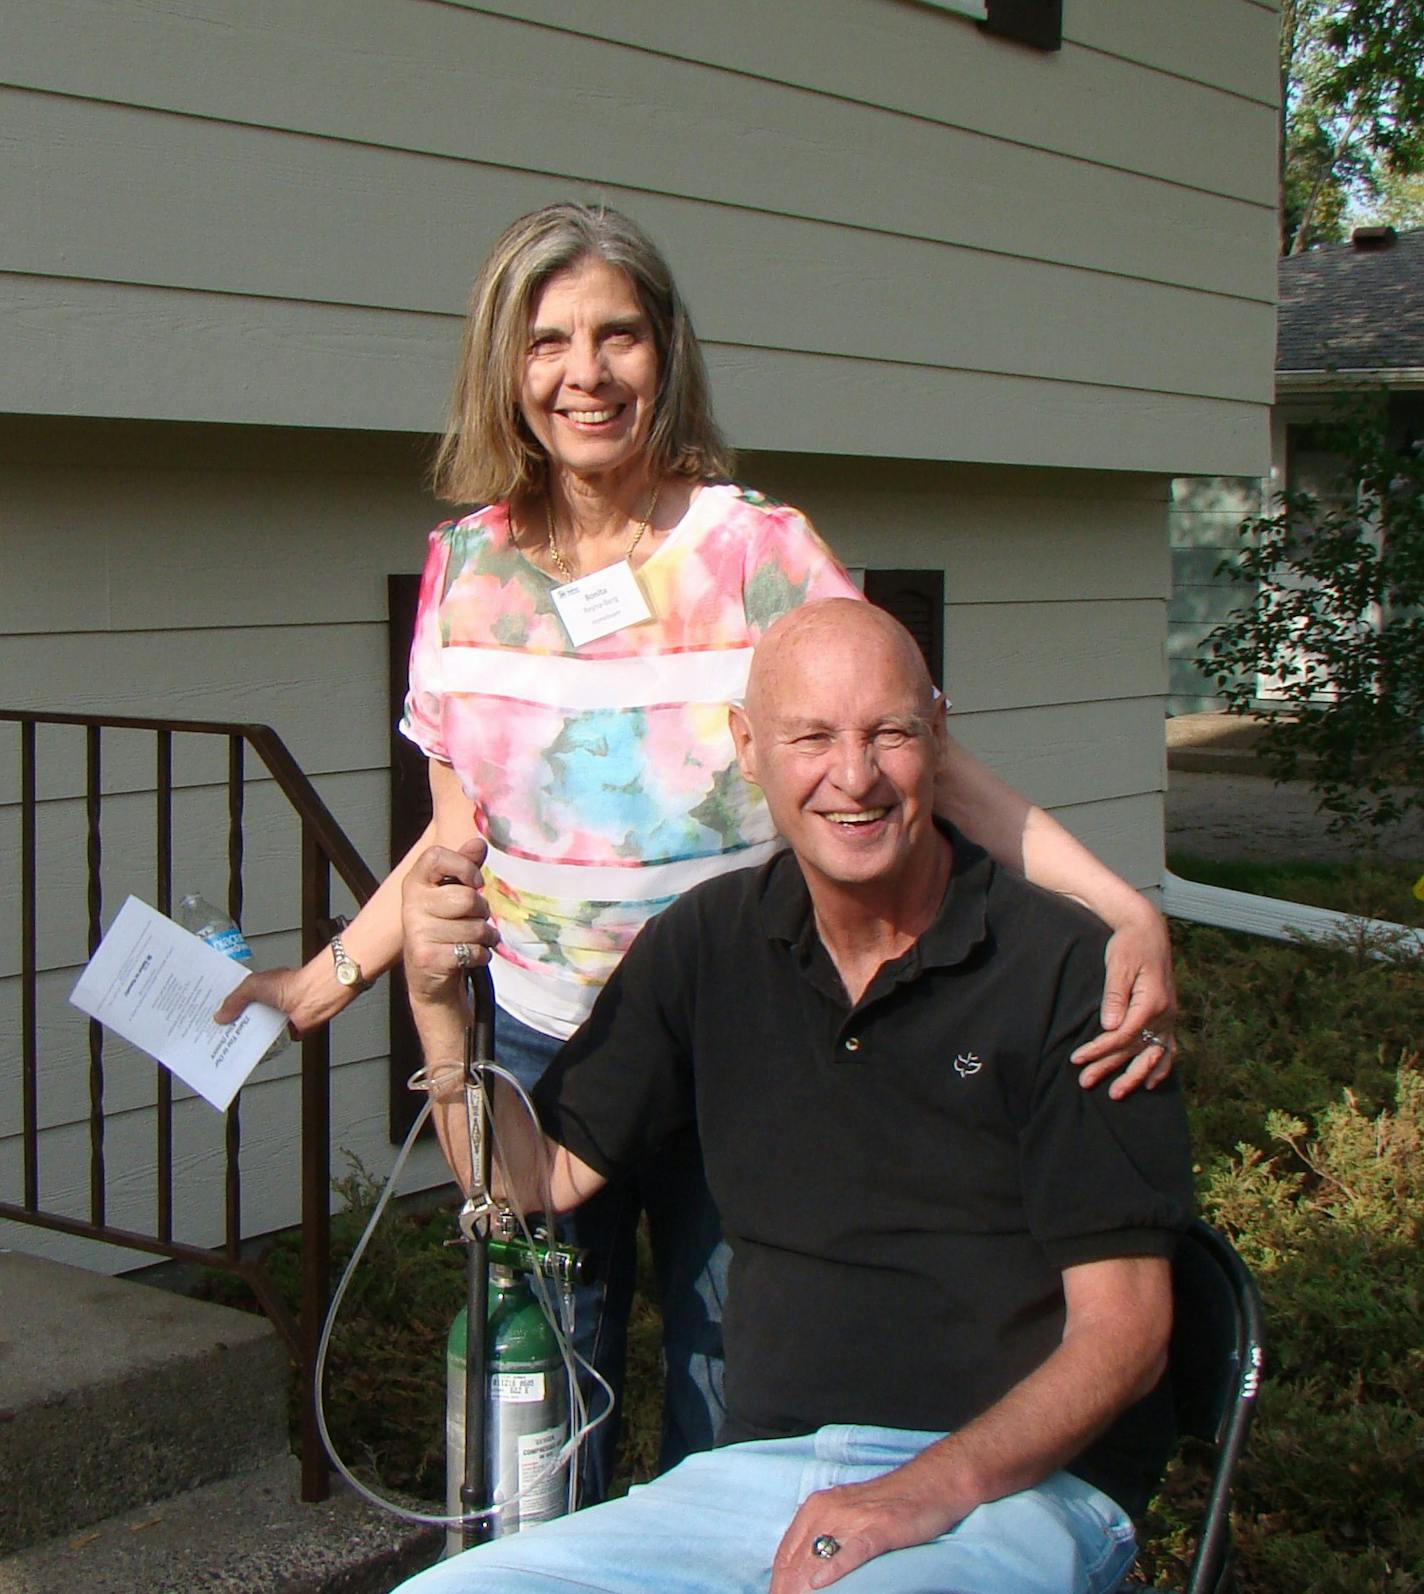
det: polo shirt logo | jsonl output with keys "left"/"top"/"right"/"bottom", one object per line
{"left": 953, "top": 1052, "right": 983, "bottom": 1078}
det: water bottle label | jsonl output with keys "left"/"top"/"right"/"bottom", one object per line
{"left": 204, "top": 927, "right": 253, "bottom": 961}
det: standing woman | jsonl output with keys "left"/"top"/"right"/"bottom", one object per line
{"left": 222, "top": 203, "right": 1175, "bottom": 1502}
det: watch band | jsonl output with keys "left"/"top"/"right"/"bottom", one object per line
{"left": 330, "top": 933, "right": 370, "bottom": 993}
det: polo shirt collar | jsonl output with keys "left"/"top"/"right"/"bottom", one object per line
{"left": 760, "top": 819, "right": 993, "bottom": 972}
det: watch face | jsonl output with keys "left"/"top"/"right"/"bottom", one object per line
{"left": 332, "top": 939, "right": 363, "bottom": 988}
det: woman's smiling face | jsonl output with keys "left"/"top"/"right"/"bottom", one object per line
{"left": 519, "top": 256, "right": 661, "bottom": 490}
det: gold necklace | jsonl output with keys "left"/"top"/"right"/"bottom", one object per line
{"left": 545, "top": 485, "right": 660, "bottom": 582}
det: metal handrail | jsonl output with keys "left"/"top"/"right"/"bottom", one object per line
{"left": 1, "top": 708, "right": 380, "bottom": 1502}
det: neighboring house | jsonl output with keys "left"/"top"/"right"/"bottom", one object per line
{"left": 1168, "top": 224, "right": 1424, "bottom": 713}
{"left": 2, "top": 0, "right": 1279, "bottom": 1268}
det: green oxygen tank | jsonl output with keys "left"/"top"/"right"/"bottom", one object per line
{"left": 445, "top": 1265, "right": 570, "bottom": 1555}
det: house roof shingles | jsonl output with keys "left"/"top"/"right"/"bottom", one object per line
{"left": 1277, "top": 228, "right": 1424, "bottom": 373}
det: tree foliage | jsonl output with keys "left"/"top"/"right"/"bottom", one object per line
{"left": 1352, "top": 168, "right": 1424, "bottom": 232}
{"left": 1281, "top": 0, "right": 1424, "bottom": 253}
{"left": 1207, "top": 394, "right": 1424, "bottom": 840}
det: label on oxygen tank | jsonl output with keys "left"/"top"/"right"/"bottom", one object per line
{"left": 492, "top": 1404, "right": 566, "bottom": 1525}
{"left": 491, "top": 1372, "right": 545, "bottom": 1403}
{"left": 446, "top": 1292, "right": 569, "bottom": 1554}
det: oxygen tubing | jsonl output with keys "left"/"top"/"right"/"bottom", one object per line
{"left": 312, "top": 1063, "right": 613, "bottom": 1531}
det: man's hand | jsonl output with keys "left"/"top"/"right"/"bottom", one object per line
{"left": 401, "top": 836, "right": 498, "bottom": 1006}
{"left": 769, "top": 1469, "right": 959, "bottom": 1593}
{"left": 1071, "top": 905, "right": 1177, "bottom": 1098}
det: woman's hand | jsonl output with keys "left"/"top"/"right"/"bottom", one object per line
{"left": 214, "top": 967, "right": 310, "bottom": 1034}
{"left": 401, "top": 835, "right": 499, "bottom": 1007}
{"left": 1071, "top": 906, "right": 1177, "bottom": 1098}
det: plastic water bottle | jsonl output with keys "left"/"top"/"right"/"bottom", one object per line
{"left": 177, "top": 893, "right": 290, "bottom": 1058}
{"left": 177, "top": 893, "right": 253, "bottom": 962}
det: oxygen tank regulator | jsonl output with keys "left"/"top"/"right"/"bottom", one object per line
{"left": 313, "top": 964, "right": 600, "bottom": 1552}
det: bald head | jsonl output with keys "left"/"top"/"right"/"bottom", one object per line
{"left": 745, "top": 599, "right": 935, "bottom": 732}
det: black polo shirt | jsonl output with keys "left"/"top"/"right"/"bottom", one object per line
{"left": 534, "top": 827, "right": 1194, "bottom": 1515}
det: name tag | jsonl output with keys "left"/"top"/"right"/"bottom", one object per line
{"left": 549, "top": 559, "right": 653, "bottom": 646}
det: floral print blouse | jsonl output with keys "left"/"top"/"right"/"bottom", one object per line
{"left": 401, "top": 481, "right": 862, "bottom": 1037}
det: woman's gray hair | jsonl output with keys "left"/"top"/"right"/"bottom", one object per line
{"left": 432, "top": 203, "right": 734, "bottom": 504}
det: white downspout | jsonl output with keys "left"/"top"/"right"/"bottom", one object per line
{"left": 1161, "top": 871, "right": 1424, "bottom": 960}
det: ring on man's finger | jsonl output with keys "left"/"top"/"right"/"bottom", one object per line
{"left": 453, "top": 942, "right": 474, "bottom": 972}
{"left": 811, "top": 1535, "right": 841, "bottom": 1560}
{"left": 1140, "top": 1027, "right": 1168, "bottom": 1049}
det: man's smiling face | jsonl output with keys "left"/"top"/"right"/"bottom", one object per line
{"left": 731, "top": 600, "right": 944, "bottom": 897}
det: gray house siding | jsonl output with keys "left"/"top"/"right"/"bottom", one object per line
{"left": 2, "top": 0, "right": 1280, "bottom": 1266}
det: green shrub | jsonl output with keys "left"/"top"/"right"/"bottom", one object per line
{"left": 1204, "top": 1067, "right": 1423, "bottom": 1592}
{"left": 1135, "top": 1064, "right": 1424, "bottom": 1592}
{"left": 1172, "top": 919, "right": 1419, "bottom": 1156}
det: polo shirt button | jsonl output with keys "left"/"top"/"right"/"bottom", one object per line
{"left": 844, "top": 1036, "right": 861, "bottom": 1053}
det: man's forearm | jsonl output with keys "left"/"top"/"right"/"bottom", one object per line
{"left": 768, "top": 1255, "right": 1172, "bottom": 1593}
{"left": 410, "top": 983, "right": 606, "bottom": 1214}
{"left": 428, "top": 1075, "right": 553, "bottom": 1212}
{"left": 885, "top": 1262, "right": 1169, "bottom": 1522}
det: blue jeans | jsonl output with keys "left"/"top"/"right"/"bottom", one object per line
{"left": 492, "top": 1006, "right": 728, "bottom": 1506}
{"left": 396, "top": 1425, "right": 1140, "bottom": 1593}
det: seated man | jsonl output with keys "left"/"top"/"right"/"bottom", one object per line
{"left": 398, "top": 599, "right": 1193, "bottom": 1594}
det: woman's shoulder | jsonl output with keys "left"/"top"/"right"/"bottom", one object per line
{"left": 423, "top": 501, "right": 524, "bottom": 579}
{"left": 429, "top": 500, "right": 511, "bottom": 547}
{"left": 684, "top": 480, "right": 816, "bottom": 543}
{"left": 695, "top": 480, "right": 797, "bottom": 516}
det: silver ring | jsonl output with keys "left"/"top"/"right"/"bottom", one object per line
{"left": 453, "top": 942, "right": 474, "bottom": 972}
{"left": 812, "top": 1534, "right": 841, "bottom": 1560}
{"left": 1140, "top": 1027, "right": 1167, "bottom": 1049}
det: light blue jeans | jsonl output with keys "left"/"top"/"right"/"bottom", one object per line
{"left": 396, "top": 1425, "right": 1140, "bottom": 1593}
{"left": 492, "top": 1006, "right": 728, "bottom": 1505}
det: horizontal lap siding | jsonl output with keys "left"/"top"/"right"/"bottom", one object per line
{"left": 2, "top": 93, "right": 1270, "bottom": 398}
{"left": 4, "top": 0, "right": 1277, "bottom": 473}
{"left": 1168, "top": 475, "right": 1265, "bottom": 711}
{"left": 4, "top": 274, "right": 1266, "bottom": 473}
{"left": 7, "top": 0, "right": 1281, "bottom": 204}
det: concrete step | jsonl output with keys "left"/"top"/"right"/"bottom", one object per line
{"left": 0, "top": 1455, "right": 443, "bottom": 1593}
{"left": 0, "top": 1251, "right": 288, "bottom": 1554}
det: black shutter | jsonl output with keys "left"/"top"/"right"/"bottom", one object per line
{"left": 388, "top": 573, "right": 430, "bottom": 1141}
{"left": 981, "top": 0, "right": 1062, "bottom": 51}
{"left": 863, "top": 569, "right": 945, "bottom": 690}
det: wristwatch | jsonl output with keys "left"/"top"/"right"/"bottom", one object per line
{"left": 330, "top": 934, "right": 370, "bottom": 993}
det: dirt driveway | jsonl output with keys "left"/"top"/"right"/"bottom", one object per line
{"left": 1164, "top": 714, "right": 1424, "bottom": 867}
